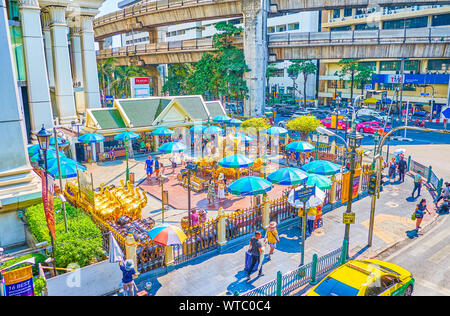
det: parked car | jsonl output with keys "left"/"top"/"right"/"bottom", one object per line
{"left": 311, "top": 109, "right": 332, "bottom": 120}
{"left": 356, "top": 114, "right": 382, "bottom": 123}
{"left": 292, "top": 109, "right": 310, "bottom": 118}
{"left": 307, "top": 259, "right": 414, "bottom": 296}
{"left": 357, "top": 108, "right": 390, "bottom": 123}
{"left": 356, "top": 121, "right": 391, "bottom": 135}
{"left": 320, "top": 117, "right": 349, "bottom": 130}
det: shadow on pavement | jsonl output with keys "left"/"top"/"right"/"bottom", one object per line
{"left": 406, "top": 229, "right": 419, "bottom": 239}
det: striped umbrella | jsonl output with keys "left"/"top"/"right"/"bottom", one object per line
{"left": 148, "top": 225, "right": 187, "bottom": 246}
{"left": 267, "top": 168, "right": 309, "bottom": 186}
{"left": 151, "top": 127, "right": 174, "bottom": 136}
{"left": 286, "top": 141, "right": 315, "bottom": 153}
{"left": 266, "top": 126, "right": 288, "bottom": 137}
{"left": 114, "top": 131, "right": 139, "bottom": 141}
{"left": 305, "top": 173, "right": 332, "bottom": 191}
{"left": 301, "top": 160, "right": 341, "bottom": 176}
{"left": 47, "top": 157, "right": 86, "bottom": 179}
{"left": 189, "top": 125, "right": 206, "bottom": 133}
{"left": 228, "top": 176, "right": 273, "bottom": 196}
{"left": 218, "top": 154, "right": 253, "bottom": 168}
{"left": 213, "top": 115, "right": 231, "bottom": 123}
{"left": 229, "top": 118, "right": 242, "bottom": 126}
{"left": 29, "top": 149, "right": 66, "bottom": 162}
{"left": 78, "top": 133, "right": 105, "bottom": 144}
{"left": 204, "top": 125, "right": 224, "bottom": 135}
{"left": 159, "top": 142, "right": 186, "bottom": 153}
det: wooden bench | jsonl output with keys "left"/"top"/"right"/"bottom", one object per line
{"left": 98, "top": 149, "right": 127, "bottom": 162}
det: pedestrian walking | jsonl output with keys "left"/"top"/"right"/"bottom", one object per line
{"left": 388, "top": 157, "right": 397, "bottom": 182}
{"left": 217, "top": 173, "right": 226, "bottom": 203}
{"left": 306, "top": 207, "right": 317, "bottom": 237}
{"left": 154, "top": 157, "right": 160, "bottom": 178}
{"left": 411, "top": 170, "right": 423, "bottom": 198}
{"left": 397, "top": 155, "right": 407, "bottom": 183}
{"left": 246, "top": 231, "right": 264, "bottom": 280}
{"left": 412, "top": 199, "right": 431, "bottom": 232}
{"left": 264, "top": 222, "right": 279, "bottom": 259}
{"left": 119, "top": 259, "right": 137, "bottom": 296}
{"left": 207, "top": 179, "right": 215, "bottom": 207}
{"left": 145, "top": 155, "right": 154, "bottom": 183}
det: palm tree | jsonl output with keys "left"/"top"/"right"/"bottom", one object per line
{"left": 97, "top": 57, "right": 118, "bottom": 96}
{"left": 111, "top": 66, "right": 149, "bottom": 98}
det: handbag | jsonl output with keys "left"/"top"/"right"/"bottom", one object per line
{"left": 411, "top": 213, "right": 416, "bottom": 220}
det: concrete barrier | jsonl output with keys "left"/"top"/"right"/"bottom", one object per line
{"left": 46, "top": 260, "right": 122, "bottom": 296}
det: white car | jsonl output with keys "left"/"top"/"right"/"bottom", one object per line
{"left": 357, "top": 109, "right": 390, "bottom": 123}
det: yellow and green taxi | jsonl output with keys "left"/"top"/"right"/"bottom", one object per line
{"left": 307, "top": 259, "right": 414, "bottom": 296}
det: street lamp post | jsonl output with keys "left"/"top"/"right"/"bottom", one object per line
{"left": 125, "top": 136, "right": 130, "bottom": 182}
{"left": 37, "top": 125, "right": 57, "bottom": 276}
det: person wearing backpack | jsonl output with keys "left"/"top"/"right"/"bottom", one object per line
{"left": 265, "top": 222, "right": 280, "bottom": 259}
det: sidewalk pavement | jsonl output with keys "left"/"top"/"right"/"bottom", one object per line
{"left": 132, "top": 173, "right": 438, "bottom": 296}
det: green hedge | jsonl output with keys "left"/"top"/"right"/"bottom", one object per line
{"left": 25, "top": 198, "right": 104, "bottom": 268}
{"left": 2, "top": 253, "right": 46, "bottom": 275}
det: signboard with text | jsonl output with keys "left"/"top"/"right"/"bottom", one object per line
{"left": 343, "top": 212, "right": 355, "bottom": 225}
{"left": 294, "top": 186, "right": 316, "bottom": 201}
{"left": 3, "top": 266, "right": 34, "bottom": 296}
{"left": 341, "top": 168, "right": 362, "bottom": 204}
{"left": 130, "top": 77, "right": 151, "bottom": 98}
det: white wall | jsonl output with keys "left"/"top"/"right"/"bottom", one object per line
{"left": 46, "top": 260, "right": 123, "bottom": 296}
{"left": 0, "top": 212, "right": 25, "bottom": 248}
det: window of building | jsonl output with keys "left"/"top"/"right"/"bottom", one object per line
{"left": 331, "top": 26, "right": 352, "bottom": 31}
{"left": 333, "top": 9, "right": 341, "bottom": 19}
{"left": 344, "top": 8, "right": 353, "bottom": 17}
{"left": 276, "top": 25, "right": 286, "bottom": 32}
{"left": 355, "top": 8, "right": 367, "bottom": 15}
{"left": 380, "top": 61, "right": 401, "bottom": 71}
{"left": 268, "top": 27, "right": 275, "bottom": 33}
{"left": 287, "top": 23, "right": 300, "bottom": 31}
{"left": 404, "top": 60, "right": 420, "bottom": 72}
{"left": 383, "top": 19, "right": 405, "bottom": 29}
{"left": 432, "top": 14, "right": 450, "bottom": 27}
{"left": 359, "top": 61, "right": 377, "bottom": 71}
{"left": 427, "top": 59, "right": 450, "bottom": 71}
{"left": 279, "top": 87, "right": 285, "bottom": 94}
{"left": 6, "top": 0, "right": 20, "bottom": 21}
{"left": 405, "top": 16, "right": 428, "bottom": 28}
{"left": 9, "top": 25, "right": 26, "bottom": 81}
{"left": 355, "top": 23, "right": 379, "bottom": 30}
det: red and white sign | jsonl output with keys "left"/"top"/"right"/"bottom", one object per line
{"left": 130, "top": 77, "right": 151, "bottom": 98}
{"left": 134, "top": 77, "right": 150, "bottom": 85}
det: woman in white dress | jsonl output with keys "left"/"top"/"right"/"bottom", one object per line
{"left": 217, "top": 173, "right": 226, "bottom": 202}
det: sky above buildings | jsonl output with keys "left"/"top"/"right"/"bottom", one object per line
{"left": 98, "top": 0, "right": 119, "bottom": 17}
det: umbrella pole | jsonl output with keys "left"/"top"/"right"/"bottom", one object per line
{"left": 53, "top": 127, "right": 68, "bottom": 232}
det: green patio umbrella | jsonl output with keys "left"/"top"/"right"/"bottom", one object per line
{"left": 29, "top": 149, "right": 66, "bottom": 162}
{"left": 114, "top": 131, "right": 139, "bottom": 141}
{"left": 286, "top": 141, "right": 315, "bottom": 153}
{"left": 28, "top": 144, "right": 56, "bottom": 156}
{"left": 50, "top": 136, "right": 69, "bottom": 147}
{"left": 267, "top": 168, "right": 309, "bottom": 186}
{"left": 47, "top": 157, "right": 86, "bottom": 179}
{"left": 228, "top": 176, "right": 273, "bottom": 196}
{"left": 189, "top": 125, "right": 206, "bottom": 133}
{"left": 305, "top": 173, "right": 332, "bottom": 190}
{"left": 78, "top": 133, "right": 105, "bottom": 144}
{"left": 301, "top": 160, "right": 341, "bottom": 176}
{"left": 151, "top": 127, "right": 174, "bottom": 136}
{"left": 229, "top": 118, "right": 243, "bottom": 126}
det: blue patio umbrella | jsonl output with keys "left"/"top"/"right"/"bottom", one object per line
{"left": 228, "top": 118, "right": 242, "bottom": 126}
{"left": 305, "top": 173, "right": 332, "bottom": 191}
{"left": 286, "top": 141, "right": 315, "bottom": 153}
{"left": 47, "top": 157, "right": 86, "bottom": 179}
{"left": 228, "top": 176, "right": 273, "bottom": 196}
{"left": 159, "top": 142, "right": 186, "bottom": 153}
{"left": 266, "top": 126, "right": 288, "bottom": 137}
{"left": 204, "top": 125, "right": 224, "bottom": 135}
{"left": 267, "top": 167, "right": 309, "bottom": 186}
{"left": 28, "top": 144, "right": 56, "bottom": 156}
{"left": 442, "top": 108, "right": 450, "bottom": 119}
{"left": 189, "top": 125, "right": 206, "bottom": 133}
{"left": 301, "top": 160, "right": 341, "bottom": 176}
{"left": 213, "top": 115, "right": 231, "bottom": 123}
{"left": 218, "top": 154, "right": 253, "bottom": 168}
{"left": 50, "top": 137, "right": 69, "bottom": 147}
{"left": 78, "top": 133, "right": 105, "bottom": 144}
{"left": 151, "top": 127, "right": 174, "bottom": 136}
{"left": 229, "top": 133, "right": 253, "bottom": 143}
{"left": 114, "top": 131, "right": 139, "bottom": 141}
{"left": 29, "top": 149, "right": 66, "bottom": 162}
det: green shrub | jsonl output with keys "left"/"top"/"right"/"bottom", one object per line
{"left": 25, "top": 199, "right": 104, "bottom": 268}
{"left": 2, "top": 253, "right": 46, "bottom": 275}
{"left": 33, "top": 276, "right": 46, "bottom": 296}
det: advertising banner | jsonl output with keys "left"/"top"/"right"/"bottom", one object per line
{"left": 341, "top": 168, "right": 361, "bottom": 203}
{"left": 3, "top": 266, "right": 34, "bottom": 296}
{"left": 39, "top": 169, "right": 55, "bottom": 240}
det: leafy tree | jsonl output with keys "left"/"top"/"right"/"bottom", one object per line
{"left": 241, "top": 118, "right": 271, "bottom": 155}
{"left": 297, "top": 60, "right": 318, "bottom": 108}
{"left": 338, "top": 59, "right": 359, "bottom": 105}
{"left": 162, "top": 64, "right": 194, "bottom": 96}
{"left": 354, "top": 65, "right": 375, "bottom": 98}
{"left": 187, "top": 53, "right": 221, "bottom": 99}
{"left": 97, "top": 57, "right": 118, "bottom": 96}
{"left": 266, "top": 63, "right": 278, "bottom": 104}
{"left": 286, "top": 115, "right": 322, "bottom": 140}
{"left": 287, "top": 60, "right": 301, "bottom": 101}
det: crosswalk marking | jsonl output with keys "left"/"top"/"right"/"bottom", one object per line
{"left": 409, "top": 229, "right": 450, "bottom": 257}
{"left": 414, "top": 277, "right": 450, "bottom": 296}
{"left": 427, "top": 244, "right": 450, "bottom": 265}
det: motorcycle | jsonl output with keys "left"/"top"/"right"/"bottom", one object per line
{"left": 437, "top": 198, "right": 449, "bottom": 215}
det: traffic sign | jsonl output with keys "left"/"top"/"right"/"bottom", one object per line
{"left": 343, "top": 212, "right": 355, "bottom": 225}
{"left": 365, "top": 84, "right": 373, "bottom": 91}
{"left": 420, "top": 93, "right": 430, "bottom": 97}
{"left": 294, "top": 186, "right": 315, "bottom": 201}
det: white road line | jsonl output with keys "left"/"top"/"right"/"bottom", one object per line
{"left": 414, "top": 277, "right": 450, "bottom": 296}
{"left": 427, "top": 244, "right": 450, "bottom": 265}
{"left": 409, "top": 229, "right": 450, "bottom": 257}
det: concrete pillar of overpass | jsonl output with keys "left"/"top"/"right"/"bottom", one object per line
{"left": 80, "top": 15, "right": 101, "bottom": 109}
{"left": 69, "top": 27, "right": 85, "bottom": 114}
{"left": 242, "top": 0, "right": 268, "bottom": 117}
{"left": 48, "top": 4, "right": 77, "bottom": 124}
{"left": 18, "top": 0, "right": 54, "bottom": 133}
{"left": 144, "top": 65, "right": 163, "bottom": 96}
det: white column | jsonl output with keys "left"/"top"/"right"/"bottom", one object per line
{"left": 19, "top": 0, "right": 54, "bottom": 132}
{"left": 48, "top": 5, "right": 77, "bottom": 124}
{"left": 80, "top": 15, "right": 101, "bottom": 108}
{"left": 70, "top": 27, "right": 85, "bottom": 114}
{"left": 41, "top": 11, "right": 54, "bottom": 88}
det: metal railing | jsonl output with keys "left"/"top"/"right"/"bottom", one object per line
{"left": 269, "top": 197, "right": 296, "bottom": 223}
{"left": 269, "top": 26, "right": 450, "bottom": 46}
{"left": 225, "top": 206, "right": 263, "bottom": 240}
